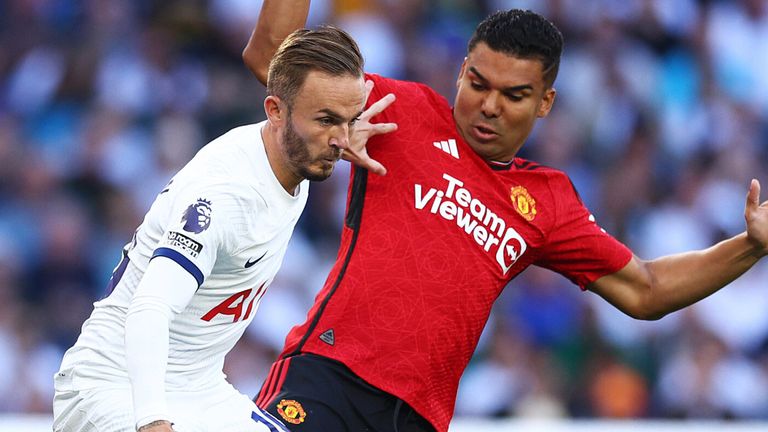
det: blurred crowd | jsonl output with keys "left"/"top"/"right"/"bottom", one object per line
{"left": 1, "top": 0, "right": 767, "bottom": 421}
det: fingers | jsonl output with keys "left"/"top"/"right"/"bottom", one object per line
{"left": 745, "top": 179, "right": 763, "bottom": 222}
{"left": 371, "top": 122, "right": 398, "bottom": 136}
{"left": 747, "top": 179, "right": 761, "bottom": 210}
{"left": 364, "top": 79, "right": 374, "bottom": 105}
{"left": 343, "top": 150, "right": 387, "bottom": 176}
{"left": 361, "top": 93, "right": 396, "bottom": 120}
{"left": 363, "top": 158, "right": 387, "bottom": 176}
{"left": 753, "top": 179, "right": 761, "bottom": 204}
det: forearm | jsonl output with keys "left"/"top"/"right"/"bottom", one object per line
{"left": 125, "top": 302, "right": 173, "bottom": 428}
{"left": 243, "top": 0, "right": 310, "bottom": 84}
{"left": 644, "top": 232, "right": 764, "bottom": 314}
{"left": 593, "top": 179, "right": 768, "bottom": 319}
{"left": 591, "top": 232, "right": 765, "bottom": 320}
{"left": 125, "top": 256, "right": 199, "bottom": 429}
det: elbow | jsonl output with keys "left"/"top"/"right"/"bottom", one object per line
{"left": 630, "top": 308, "right": 667, "bottom": 321}
{"left": 240, "top": 46, "right": 255, "bottom": 72}
{"left": 625, "top": 284, "right": 669, "bottom": 321}
{"left": 242, "top": 46, "right": 269, "bottom": 85}
{"left": 626, "top": 261, "right": 672, "bottom": 321}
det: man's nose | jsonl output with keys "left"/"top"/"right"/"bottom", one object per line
{"left": 329, "top": 124, "right": 350, "bottom": 149}
{"left": 481, "top": 92, "right": 501, "bottom": 118}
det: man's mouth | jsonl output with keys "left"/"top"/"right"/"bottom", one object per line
{"left": 323, "top": 151, "right": 342, "bottom": 162}
{"left": 472, "top": 124, "right": 498, "bottom": 141}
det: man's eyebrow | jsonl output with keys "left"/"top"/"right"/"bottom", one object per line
{"left": 317, "top": 108, "right": 343, "bottom": 119}
{"left": 468, "top": 66, "right": 533, "bottom": 93}
{"left": 317, "top": 108, "right": 364, "bottom": 122}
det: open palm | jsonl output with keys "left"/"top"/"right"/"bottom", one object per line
{"left": 343, "top": 80, "right": 397, "bottom": 176}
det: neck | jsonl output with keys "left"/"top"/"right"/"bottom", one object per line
{"left": 262, "top": 122, "right": 301, "bottom": 194}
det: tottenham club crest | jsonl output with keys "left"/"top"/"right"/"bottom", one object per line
{"left": 182, "top": 198, "right": 212, "bottom": 234}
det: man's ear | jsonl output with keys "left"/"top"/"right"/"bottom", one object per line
{"left": 537, "top": 87, "right": 557, "bottom": 118}
{"left": 264, "top": 95, "right": 287, "bottom": 126}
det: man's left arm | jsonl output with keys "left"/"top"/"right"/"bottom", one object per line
{"left": 242, "top": 0, "right": 310, "bottom": 85}
{"left": 589, "top": 179, "right": 768, "bottom": 320}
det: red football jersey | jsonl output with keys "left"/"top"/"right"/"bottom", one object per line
{"left": 279, "top": 74, "right": 632, "bottom": 431}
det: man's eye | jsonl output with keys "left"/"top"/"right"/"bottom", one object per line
{"left": 470, "top": 82, "right": 485, "bottom": 91}
{"left": 319, "top": 118, "right": 334, "bottom": 126}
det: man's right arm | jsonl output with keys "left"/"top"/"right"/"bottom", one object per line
{"left": 242, "top": 0, "right": 310, "bottom": 85}
{"left": 125, "top": 256, "right": 199, "bottom": 432}
{"left": 588, "top": 180, "right": 768, "bottom": 320}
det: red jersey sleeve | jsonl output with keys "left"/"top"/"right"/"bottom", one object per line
{"left": 364, "top": 73, "right": 445, "bottom": 115}
{"left": 536, "top": 173, "right": 632, "bottom": 289}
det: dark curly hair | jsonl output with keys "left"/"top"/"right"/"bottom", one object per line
{"left": 468, "top": 10, "right": 564, "bottom": 88}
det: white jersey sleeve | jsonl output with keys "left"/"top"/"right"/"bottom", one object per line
{"left": 125, "top": 256, "right": 199, "bottom": 429}
{"left": 150, "top": 180, "right": 239, "bottom": 287}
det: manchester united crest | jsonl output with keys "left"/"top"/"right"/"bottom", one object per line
{"left": 277, "top": 399, "right": 306, "bottom": 424}
{"left": 510, "top": 186, "right": 537, "bottom": 221}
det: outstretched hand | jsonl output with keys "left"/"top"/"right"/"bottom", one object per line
{"left": 344, "top": 80, "right": 398, "bottom": 176}
{"left": 745, "top": 179, "right": 768, "bottom": 256}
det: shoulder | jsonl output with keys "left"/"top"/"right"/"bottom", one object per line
{"left": 365, "top": 73, "right": 450, "bottom": 110}
{"left": 218, "top": 123, "right": 263, "bottom": 142}
{"left": 512, "top": 158, "right": 583, "bottom": 202}
{"left": 197, "top": 123, "right": 263, "bottom": 160}
{"left": 171, "top": 177, "right": 264, "bottom": 228}
{"left": 182, "top": 122, "right": 267, "bottom": 190}
{"left": 513, "top": 158, "right": 568, "bottom": 181}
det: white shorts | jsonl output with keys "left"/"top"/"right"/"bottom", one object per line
{"left": 52, "top": 369, "right": 286, "bottom": 432}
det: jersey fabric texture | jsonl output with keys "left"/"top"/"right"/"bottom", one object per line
{"left": 275, "top": 74, "right": 633, "bottom": 432}
{"left": 55, "top": 121, "right": 305, "bottom": 424}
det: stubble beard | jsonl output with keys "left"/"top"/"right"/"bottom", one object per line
{"left": 283, "top": 115, "right": 338, "bottom": 182}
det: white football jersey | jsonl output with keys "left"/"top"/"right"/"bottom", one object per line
{"left": 59, "top": 121, "right": 308, "bottom": 391}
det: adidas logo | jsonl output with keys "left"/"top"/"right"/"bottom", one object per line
{"left": 433, "top": 139, "right": 459, "bottom": 159}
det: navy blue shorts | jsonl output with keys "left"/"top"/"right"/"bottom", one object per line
{"left": 256, "top": 353, "right": 435, "bottom": 432}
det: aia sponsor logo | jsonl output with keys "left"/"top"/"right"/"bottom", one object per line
{"left": 201, "top": 282, "right": 267, "bottom": 323}
{"left": 414, "top": 173, "right": 527, "bottom": 275}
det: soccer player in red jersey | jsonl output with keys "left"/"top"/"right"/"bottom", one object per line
{"left": 244, "top": 2, "right": 768, "bottom": 431}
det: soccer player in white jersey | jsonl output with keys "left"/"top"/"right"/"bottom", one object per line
{"left": 52, "top": 24, "right": 396, "bottom": 432}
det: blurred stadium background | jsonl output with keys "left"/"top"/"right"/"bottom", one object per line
{"left": 1, "top": 0, "right": 768, "bottom": 429}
